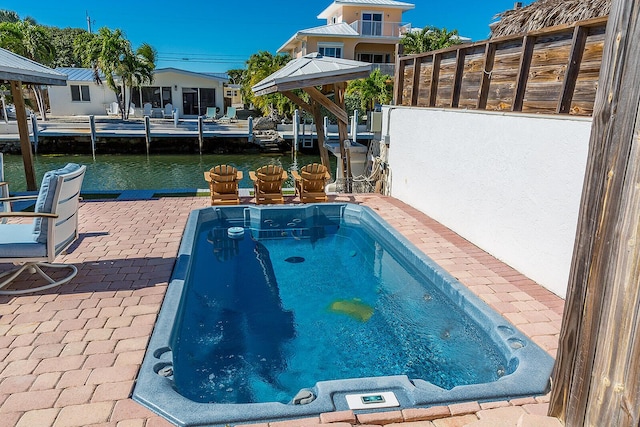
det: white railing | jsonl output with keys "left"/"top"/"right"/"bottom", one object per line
{"left": 349, "top": 21, "right": 411, "bottom": 38}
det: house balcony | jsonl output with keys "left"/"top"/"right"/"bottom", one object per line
{"left": 349, "top": 21, "right": 412, "bottom": 38}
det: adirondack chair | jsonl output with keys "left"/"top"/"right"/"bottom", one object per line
{"left": 291, "top": 163, "right": 330, "bottom": 203}
{"left": 249, "top": 165, "right": 288, "bottom": 205}
{"left": 203, "top": 165, "right": 243, "bottom": 205}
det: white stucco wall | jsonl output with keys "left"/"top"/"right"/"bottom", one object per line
{"left": 384, "top": 107, "right": 592, "bottom": 297}
{"left": 49, "top": 82, "right": 117, "bottom": 116}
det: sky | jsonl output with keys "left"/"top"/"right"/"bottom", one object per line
{"left": 3, "top": 0, "right": 531, "bottom": 74}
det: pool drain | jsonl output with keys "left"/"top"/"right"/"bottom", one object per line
{"left": 285, "top": 256, "right": 305, "bottom": 263}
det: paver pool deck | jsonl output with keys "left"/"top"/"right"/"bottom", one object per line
{"left": 0, "top": 194, "right": 564, "bottom": 427}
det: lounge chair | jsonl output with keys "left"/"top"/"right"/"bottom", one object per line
{"left": 204, "top": 107, "right": 218, "bottom": 122}
{"left": 203, "top": 165, "right": 243, "bottom": 205}
{"left": 106, "top": 101, "right": 119, "bottom": 116}
{"left": 249, "top": 165, "right": 288, "bottom": 205}
{"left": 291, "top": 163, "right": 330, "bottom": 203}
{"left": 162, "top": 103, "right": 176, "bottom": 119}
{"left": 219, "top": 106, "right": 237, "bottom": 124}
{"left": 0, "top": 153, "right": 10, "bottom": 223}
{"left": 0, "top": 163, "right": 86, "bottom": 294}
{"left": 143, "top": 103, "right": 152, "bottom": 117}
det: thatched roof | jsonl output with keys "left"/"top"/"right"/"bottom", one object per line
{"left": 490, "top": 0, "right": 610, "bottom": 38}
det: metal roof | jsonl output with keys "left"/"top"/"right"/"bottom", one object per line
{"left": 300, "top": 22, "right": 359, "bottom": 36}
{"left": 0, "top": 47, "right": 67, "bottom": 86}
{"left": 252, "top": 52, "right": 372, "bottom": 96}
{"left": 56, "top": 67, "right": 104, "bottom": 82}
{"left": 318, "top": 0, "right": 415, "bottom": 19}
{"left": 155, "top": 68, "right": 228, "bottom": 82}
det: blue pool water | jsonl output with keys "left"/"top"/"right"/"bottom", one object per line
{"left": 175, "top": 219, "right": 508, "bottom": 404}
{"left": 134, "top": 204, "right": 554, "bottom": 426}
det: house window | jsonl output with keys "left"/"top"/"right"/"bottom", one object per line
{"left": 132, "top": 86, "right": 173, "bottom": 108}
{"left": 70, "top": 85, "right": 90, "bottom": 102}
{"left": 362, "top": 12, "right": 383, "bottom": 36}
{"left": 318, "top": 43, "right": 343, "bottom": 58}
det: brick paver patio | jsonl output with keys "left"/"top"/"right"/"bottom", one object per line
{"left": 0, "top": 194, "right": 563, "bottom": 426}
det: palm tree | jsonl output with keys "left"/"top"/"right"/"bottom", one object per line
{"left": 346, "top": 69, "right": 393, "bottom": 112}
{"left": 118, "top": 43, "right": 156, "bottom": 119}
{"left": 0, "top": 19, "right": 55, "bottom": 119}
{"left": 75, "top": 28, "right": 156, "bottom": 119}
{"left": 243, "top": 51, "right": 292, "bottom": 117}
{"left": 400, "top": 26, "right": 462, "bottom": 54}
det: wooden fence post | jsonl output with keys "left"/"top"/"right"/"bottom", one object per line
{"left": 549, "top": 0, "right": 640, "bottom": 425}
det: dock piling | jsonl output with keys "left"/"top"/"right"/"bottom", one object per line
{"left": 30, "top": 114, "right": 39, "bottom": 154}
{"left": 144, "top": 116, "right": 151, "bottom": 155}
{"left": 197, "top": 116, "right": 203, "bottom": 154}
{"left": 89, "top": 115, "right": 96, "bottom": 160}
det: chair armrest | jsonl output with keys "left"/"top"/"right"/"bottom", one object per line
{"left": 0, "top": 194, "right": 38, "bottom": 202}
{"left": 236, "top": 171, "right": 243, "bottom": 180}
{"left": 249, "top": 171, "right": 257, "bottom": 181}
{"left": 281, "top": 171, "right": 288, "bottom": 180}
{"left": 0, "top": 212, "right": 58, "bottom": 219}
{"left": 203, "top": 171, "right": 212, "bottom": 182}
{"left": 291, "top": 171, "right": 302, "bottom": 181}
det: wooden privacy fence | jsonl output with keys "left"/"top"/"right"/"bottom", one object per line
{"left": 394, "top": 16, "right": 607, "bottom": 116}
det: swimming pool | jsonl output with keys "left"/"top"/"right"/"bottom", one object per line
{"left": 133, "top": 203, "right": 554, "bottom": 426}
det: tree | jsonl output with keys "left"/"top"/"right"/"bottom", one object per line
{"left": 400, "top": 26, "right": 462, "bottom": 54}
{"left": 0, "top": 19, "right": 55, "bottom": 119}
{"left": 74, "top": 27, "right": 156, "bottom": 119}
{"left": 0, "top": 10, "right": 19, "bottom": 23}
{"left": 243, "top": 51, "right": 293, "bottom": 117}
{"left": 48, "top": 27, "right": 86, "bottom": 68}
{"left": 346, "top": 69, "right": 393, "bottom": 112}
{"left": 226, "top": 68, "right": 245, "bottom": 85}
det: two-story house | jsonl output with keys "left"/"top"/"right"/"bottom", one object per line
{"left": 277, "top": 0, "right": 414, "bottom": 75}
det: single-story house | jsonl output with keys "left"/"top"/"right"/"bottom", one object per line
{"left": 48, "top": 67, "right": 228, "bottom": 118}
{"left": 48, "top": 68, "right": 112, "bottom": 116}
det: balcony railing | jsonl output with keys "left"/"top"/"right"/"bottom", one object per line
{"left": 349, "top": 21, "right": 411, "bottom": 38}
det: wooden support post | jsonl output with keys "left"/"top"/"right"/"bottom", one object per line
{"left": 557, "top": 25, "right": 588, "bottom": 113}
{"left": 282, "top": 90, "right": 331, "bottom": 170}
{"left": 334, "top": 82, "right": 352, "bottom": 185}
{"left": 477, "top": 42, "right": 497, "bottom": 110}
{"left": 428, "top": 54, "right": 441, "bottom": 107}
{"left": 310, "top": 104, "right": 331, "bottom": 175}
{"left": 10, "top": 80, "right": 37, "bottom": 191}
{"left": 512, "top": 35, "right": 536, "bottom": 111}
{"left": 393, "top": 57, "right": 406, "bottom": 105}
{"left": 451, "top": 48, "right": 466, "bottom": 108}
{"left": 410, "top": 57, "right": 422, "bottom": 106}
{"left": 549, "top": 0, "right": 640, "bottom": 425}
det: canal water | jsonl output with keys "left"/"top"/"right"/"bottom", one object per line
{"left": 2, "top": 153, "right": 335, "bottom": 192}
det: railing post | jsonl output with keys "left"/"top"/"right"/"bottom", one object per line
{"left": 248, "top": 116, "right": 254, "bottom": 143}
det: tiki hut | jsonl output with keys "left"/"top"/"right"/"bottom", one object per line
{"left": 490, "top": 0, "right": 611, "bottom": 38}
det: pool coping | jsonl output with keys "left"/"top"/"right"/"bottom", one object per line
{"left": 132, "top": 203, "right": 555, "bottom": 427}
